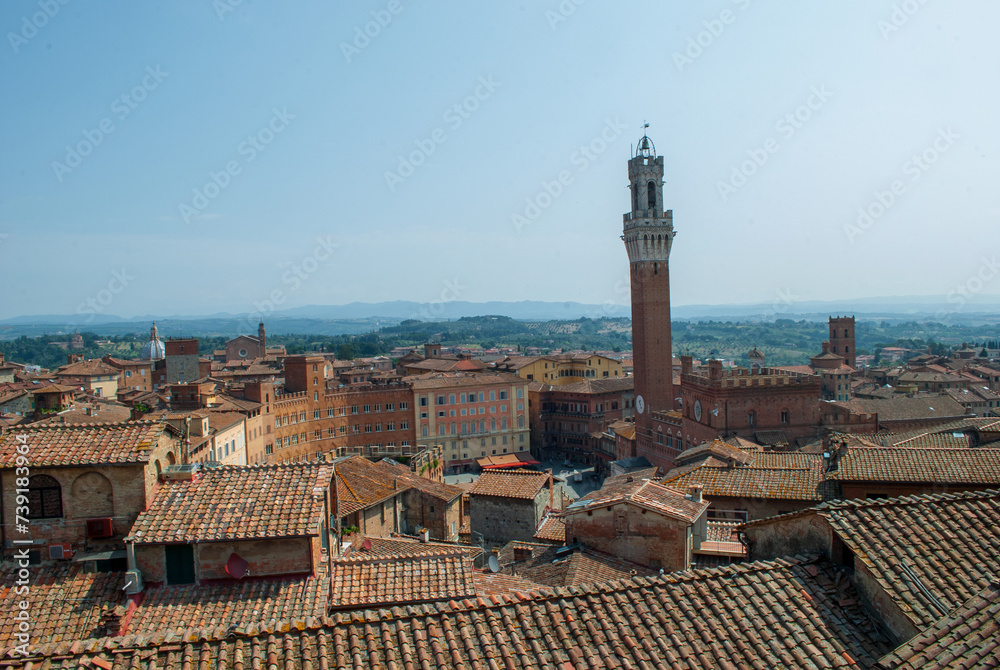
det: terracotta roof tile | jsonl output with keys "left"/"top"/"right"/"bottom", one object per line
{"left": 533, "top": 513, "right": 566, "bottom": 543}
{"left": 330, "top": 551, "right": 477, "bottom": 608}
{"left": 127, "top": 462, "right": 330, "bottom": 543}
{"left": 664, "top": 451, "right": 838, "bottom": 502}
{"left": 877, "top": 579, "right": 1000, "bottom": 669}
{"left": 0, "top": 564, "right": 126, "bottom": 648}
{"left": 835, "top": 396, "right": 968, "bottom": 421}
{"left": 334, "top": 455, "right": 407, "bottom": 516}
{"left": 17, "top": 556, "right": 891, "bottom": 668}
{"left": 56, "top": 359, "right": 119, "bottom": 377}
{"left": 126, "top": 572, "right": 329, "bottom": 635}
{"left": 748, "top": 489, "right": 1000, "bottom": 631}
{"left": 468, "top": 469, "right": 549, "bottom": 500}
{"left": 499, "top": 543, "right": 659, "bottom": 588}
{"left": 395, "top": 472, "right": 463, "bottom": 502}
{"left": 472, "top": 570, "right": 543, "bottom": 596}
{"left": 830, "top": 447, "right": 1000, "bottom": 484}
{"left": 675, "top": 439, "right": 754, "bottom": 467}
{"left": 567, "top": 476, "right": 707, "bottom": 522}
{"left": 0, "top": 421, "right": 167, "bottom": 468}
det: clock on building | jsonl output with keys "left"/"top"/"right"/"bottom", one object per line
{"left": 635, "top": 395, "right": 645, "bottom": 415}
{"left": 693, "top": 399, "right": 703, "bottom": 422}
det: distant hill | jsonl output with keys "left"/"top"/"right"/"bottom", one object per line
{"left": 1, "top": 295, "right": 998, "bottom": 340}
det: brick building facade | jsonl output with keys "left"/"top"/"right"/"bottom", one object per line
{"left": 529, "top": 377, "right": 634, "bottom": 468}
{"left": 164, "top": 339, "right": 200, "bottom": 384}
{"left": 680, "top": 357, "right": 822, "bottom": 448}
{"left": 0, "top": 422, "right": 182, "bottom": 561}
{"left": 410, "top": 372, "right": 528, "bottom": 473}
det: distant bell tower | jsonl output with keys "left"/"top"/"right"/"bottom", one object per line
{"left": 258, "top": 320, "right": 266, "bottom": 351}
{"left": 828, "top": 316, "right": 855, "bottom": 369}
{"left": 622, "top": 127, "right": 676, "bottom": 469}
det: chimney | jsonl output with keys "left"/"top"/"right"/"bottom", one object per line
{"left": 688, "top": 484, "right": 704, "bottom": 503}
{"left": 708, "top": 360, "right": 723, "bottom": 380}
{"left": 822, "top": 341, "right": 830, "bottom": 354}
{"left": 546, "top": 469, "right": 554, "bottom": 513}
{"left": 681, "top": 355, "right": 693, "bottom": 375}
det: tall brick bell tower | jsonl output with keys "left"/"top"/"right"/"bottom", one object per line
{"left": 622, "top": 129, "right": 676, "bottom": 470}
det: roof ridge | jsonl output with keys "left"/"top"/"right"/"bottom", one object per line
{"left": 821, "top": 487, "right": 1000, "bottom": 511}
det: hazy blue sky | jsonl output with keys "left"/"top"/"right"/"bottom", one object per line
{"left": 1, "top": 1, "right": 998, "bottom": 320}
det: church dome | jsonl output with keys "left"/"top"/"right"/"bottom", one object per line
{"left": 140, "top": 323, "right": 166, "bottom": 360}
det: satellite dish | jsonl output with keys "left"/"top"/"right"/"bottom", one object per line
{"left": 225, "top": 552, "right": 249, "bottom": 579}
{"left": 362, "top": 538, "right": 372, "bottom": 551}
{"left": 488, "top": 555, "right": 500, "bottom": 573}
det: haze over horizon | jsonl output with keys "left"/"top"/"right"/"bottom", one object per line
{"left": 2, "top": 2, "right": 998, "bottom": 321}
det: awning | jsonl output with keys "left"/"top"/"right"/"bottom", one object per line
{"left": 477, "top": 453, "right": 541, "bottom": 469}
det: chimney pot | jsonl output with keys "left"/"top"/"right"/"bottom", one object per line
{"left": 688, "top": 484, "right": 704, "bottom": 503}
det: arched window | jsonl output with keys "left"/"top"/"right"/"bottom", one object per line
{"left": 647, "top": 180, "right": 656, "bottom": 209}
{"left": 747, "top": 410, "right": 757, "bottom": 427}
{"left": 27, "top": 475, "right": 62, "bottom": 519}
{"left": 71, "top": 471, "right": 113, "bottom": 517}
{"left": 518, "top": 415, "right": 524, "bottom": 428}
{"left": 501, "top": 418, "right": 507, "bottom": 430}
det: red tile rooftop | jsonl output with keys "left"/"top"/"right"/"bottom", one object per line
{"left": 10, "top": 555, "right": 891, "bottom": 669}
{"left": 568, "top": 476, "right": 708, "bottom": 523}
{"left": 330, "top": 551, "right": 477, "bottom": 609}
{"left": 746, "top": 488, "right": 1000, "bottom": 631}
{"left": 0, "top": 420, "right": 170, "bottom": 468}
{"left": 0, "top": 564, "right": 126, "bottom": 649}
{"left": 468, "top": 468, "right": 550, "bottom": 499}
{"left": 127, "top": 462, "right": 330, "bottom": 544}
{"left": 126, "top": 571, "right": 329, "bottom": 636}
{"left": 876, "top": 579, "right": 1000, "bottom": 670}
